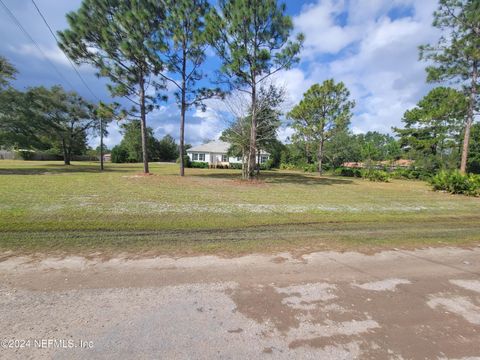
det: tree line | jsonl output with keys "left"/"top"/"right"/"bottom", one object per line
{"left": 56, "top": 0, "right": 303, "bottom": 180}
{"left": 240, "top": 0, "right": 479, "bottom": 177}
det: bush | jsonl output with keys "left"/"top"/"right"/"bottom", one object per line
{"left": 334, "top": 167, "right": 362, "bottom": 178}
{"left": 391, "top": 167, "right": 432, "bottom": 181}
{"left": 111, "top": 145, "right": 128, "bottom": 163}
{"left": 303, "top": 163, "right": 318, "bottom": 173}
{"left": 190, "top": 161, "right": 209, "bottom": 169}
{"left": 229, "top": 163, "right": 242, "bottom": 170}
{"left": 280, "top": 163, "right": 298, "bottom": 170}
{"left": 262, "top": 159, "right": 275, "bottom": 170}
{"left": 362, "top": 169, "right": 390, "bottom": 182}
{"left": 429, "top": 171, "right": 480, "bottom": 196}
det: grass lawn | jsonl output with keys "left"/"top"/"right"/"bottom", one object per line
{"left": 1, "top": 160, "right": 479, "bottom": 256}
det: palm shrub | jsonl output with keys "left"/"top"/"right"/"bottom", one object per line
{"left": 334, "top": 167, "right": 362, "bottom": 178}
{"left": 429, "top": 170, "right": 480, "bottom": 196}
{"left": 362, "top": 169, "right": 390, "bottom": 182}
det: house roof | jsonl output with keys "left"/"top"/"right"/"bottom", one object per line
{"left": 188, "top": 140, "right": 269, "bottom": 155}
{"left": 188, "top": 140, "right": 230, "bottom": 153}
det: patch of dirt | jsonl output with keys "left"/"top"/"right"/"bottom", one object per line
{"left": 227, "top": 284, "right": 300, "bottom": 334}
{"left": 122, "top": 173, "right": 155, "bottom": 179}
{"left": 271, "top": 256, "right": 288, "bottom": 264}
{"left": 352, "top": 278, "right": 411, "bottom": 292}
{"left": 230, "top": 179, "right": 267, "bottom": 187}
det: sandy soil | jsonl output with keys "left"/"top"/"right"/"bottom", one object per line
{"left": 1, "top": 246, "right": 480, "bottom": 359}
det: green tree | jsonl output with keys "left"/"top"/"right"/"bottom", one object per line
{"left": 288, "top": 80, "right": 355, "bottom": 175}
{"left": 111, "top": 145, "right": 128, "bottom": 163}
{"left": 419, "top": 0, "right": 480, "bottom": 173}
{"left": 221, "top": 116, "right": 251, "bottom": 178}
{"left": 357, "top": 132, "right": 400, "bottom": 162}
{"left": 157, "top": 134, "right": 179, "bottom": 161}
{"left": 255, "top": 85, "right": 284, "bottom": 165}
{"left": 93, "top": 102, "right": 122, "bottom": 170}
{"left": 393, "top": 87, "right": 467, "bottom": 170}
{"left": 118, "top": 120, "right": 160, "bottom": 163}
{"left": 206, "top": 0, "right": 303, "bottom": 179}
{"left": 468, "top": 122, "right": 480, "bottom": 173}
{"left": 221, "top": 84, "right": 284, "bottom": 176}
{"left": 160, "top": 0, "right": 221, "bottom": 176}
{"left": 0, "top": 56, "right": 17, "bottom": 89}
{"left": 0, "top": 88, "right": 47, "bottom": 149}
{"left": 324, "top": 130, "right": 362, "bottom": 168}
{"left": 58, "top": 0, "right": 167, "bottom": 173}
{"left": 29, "top": 86, "right": 95, "bottom": 165}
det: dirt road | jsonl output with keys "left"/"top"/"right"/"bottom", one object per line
{"left": 1, "top": 247, "right": 479, "bottom": 359}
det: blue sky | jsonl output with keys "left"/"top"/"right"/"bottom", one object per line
{"left": 0, "top": 0, "right": 440, "bottom": 148}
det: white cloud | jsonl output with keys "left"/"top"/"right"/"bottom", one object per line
{"left": 290, "top": 0, "right": 440, "bottom": 134}
{"left": 10, "top": 44, "right": 71, "bottom": 67}
{"left": 294, "top": 0, "right": 361, "bottom": 55}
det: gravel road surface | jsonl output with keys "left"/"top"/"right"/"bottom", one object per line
{"left": 1, "top": 247, "right": 479, "bottom": 359}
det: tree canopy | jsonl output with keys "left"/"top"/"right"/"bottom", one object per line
{"left": 288, "top": 80, "right": 355, "bottom": 174}
{"left": 0, "top": 56, "right": 17, "bottom": 89}
{"left": 419, "top": 0, "right": 480, "bottom": 173}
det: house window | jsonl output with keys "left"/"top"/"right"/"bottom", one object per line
{"left": 260, "top": 155, "right": 268, "bottom": 164}
{"left": 236, "top": 157, "right": 242, "bottom": 161}
{"left": 192, "top": 153, "right": 198, "bottom": 161}
{"left": 198, "top": 153, "right": 205, "bottom": 161}
{"left": 222, "top": 154, "right": 228, "bottom": 162}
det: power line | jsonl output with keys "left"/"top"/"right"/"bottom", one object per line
{"left": 30, "top": 0, "right": 100, "bottom": 101}
{"left": 0, "top": 0, "right": 86, "bottom": 98}
{"left": 0, "top": 0, "right": 76, "bottom": 91}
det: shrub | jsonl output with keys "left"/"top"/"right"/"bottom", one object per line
{"left": 259, "top": 159, "right": 275, "bottom": 170}
{"left": 391, "top": 167, "right": 432, "bottom": 180}
{"left": 229, "top": 163, "right": 242, "bottom": 170}
{"left": 190, "top": 161, "right": 209, "bottom": 169}
{"left": 429, "top": 171, "right": 480, "bottom": 196}
{"left": 111, "top": 145, "right": 128, "bottom": 163}
{"left": 303, "top": 163, "right": 318, "bottom": 173}
{"left": 334, "top": 167, "right": 362, "bottom": 178}
{"left": 280, "top": 163, "right": 298, "bottom": 170}
{"left": 362, "top": 169, "right": 390, "bottom": 182}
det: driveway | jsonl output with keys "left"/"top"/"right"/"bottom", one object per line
{"left": 1, "top": 247, "right": 479, "bottom": 359}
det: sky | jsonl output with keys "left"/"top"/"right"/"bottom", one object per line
{"left": 0, "top": 0, "right": 441, "bottom": 148}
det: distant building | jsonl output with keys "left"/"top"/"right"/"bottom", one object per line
{"left": 187, "top": 140, "right": 269, "bottom": 167}
{"left": 342, "top": 159, "right": 414, "bottom": 168}
{"left": 103, "top": 154, "right": 111, "bottom": 162}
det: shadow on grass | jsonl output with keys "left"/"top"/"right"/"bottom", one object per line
{"left": 0, "top": 163, "right": 136, "bottom": 175}
{"left": 191, "top": 170, "right": 354, "bottom": 185}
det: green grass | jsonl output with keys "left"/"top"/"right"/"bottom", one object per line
{"left": 1, "top": 160, "right": 479, "bottom": 256}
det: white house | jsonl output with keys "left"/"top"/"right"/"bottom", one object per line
{"left": 187, "top": 140, "right": 269, "bottom": 167}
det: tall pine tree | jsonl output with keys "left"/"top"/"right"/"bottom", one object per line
{"left": 160, "top": 0, "right": 221, "bottom": 176}
{"left": 420, "top": 0, "right": 480, "bottom": 173}
{"left": 206, "top": 0, "right": 303, "bottom": 179}
{"left": 288, "top": 80, "right": 355, "bottom": 175}
{"left": 58, "top": 0, "right": 167, "bottom": 173}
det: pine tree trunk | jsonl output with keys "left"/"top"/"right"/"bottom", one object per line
{"left": 460, "top": 60, "right": 477, "bottom": 174}
{"left": 179, "top": 46, "right": 187, "bottom": 177}
{"left": 248, "top": 85, "right": 257, "bottom": 180}
{"left": 139, "top": 77, "right": 149, "bottom": 174}
{"left": 100, "top": 118, "right": 104, "bottom": 171}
